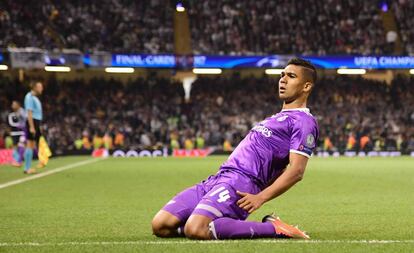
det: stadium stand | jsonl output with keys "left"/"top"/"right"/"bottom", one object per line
{"left": 0, "top": 0, "right": 413, "bottom": 156}
{"left": 1, "top": 75, "right": 413, "bottom": 154}
{"left": 1, "top": 1, "right": 411, "bottom": 55}
{"left": 392, "top": 0, "right": 414, "bottom": 55}
{"left": 188, "top": 0, "right": 390, "bottom": 55}
{"left": 0, "top": 0, "right": 174, "bottom": 53}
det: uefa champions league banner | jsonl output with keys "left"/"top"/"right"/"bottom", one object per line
{"left": 192, "top": 55, "right": 292, "bottom": 68}
{"left": 4, "top": 49, "right": 414, "bottom": 69}
{"left": 110, "top": 54, "right": 292, "bottom": 68}
{"left": 195, "top": 55, "right": 414, "bottom": 69}
{"left": 84, "top": 52, "right": 112, "bottom": 67}
{"left": 302, "top": 55, "right": 414, "bottom": 69}
{"left": 111, "top": 54, "right": 176, "bottom": 68}
{"left": 108, "top": 54, "right": 414, "bottom": 69}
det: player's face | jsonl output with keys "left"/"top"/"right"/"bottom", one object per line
{"left": 11, "top": 101, "right": 19, "bottom": 111}
{"left": 278, "top": 65, "right": 309, "bottom": 102}
{"left": 33, "top": 82, "right": 44, "bottom": 95}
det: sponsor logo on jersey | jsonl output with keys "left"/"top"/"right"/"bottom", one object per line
{"left": 252, "top": 125, "right": 272, "bottom": 137}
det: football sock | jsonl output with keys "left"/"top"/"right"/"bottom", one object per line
{"left": 209, "top": 217, "right": 275, "bottom": 239}
{"left": 18, "top": 146, "right": 25, "bottom": 163}
{"left": 24, "top": 148, "right": 33, "bottom": 171}
{"left": 12, "top": 148, "right": 19, "bottom": 162}
{"left": 177, "top": 225, "right": 185, "bottom": 237}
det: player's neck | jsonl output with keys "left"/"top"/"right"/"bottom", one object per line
{"left": 282, "top": 99, "right": 307, "bottom": 110}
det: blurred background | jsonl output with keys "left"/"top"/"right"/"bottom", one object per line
{"left": 0, "top": 0, "right": 413, "bottom": 158}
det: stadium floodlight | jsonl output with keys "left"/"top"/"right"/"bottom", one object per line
{"left": 0, "top": 65, "right": 8, "bottom": 71}
{"left": 105, "top": 67, "right": 135, "bottom": 73}
{"left": 44, "top": 66, "right": 71, "bottom": 72}
{"left": 409, "top": 69, "right": 414, "bottom": 74}
{"left": 337, "top": 68, "right": 366, "bottom": 75}
{"left": 192, "top": 68, "right": 222, "bottom": 74}
{"left": 176, "top": 3, "right": 185, "bottom": 12}
{"left": 265, "top": 69, "right": 284, "bottom": 75}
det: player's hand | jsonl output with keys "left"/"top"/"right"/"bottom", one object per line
{"left": 236, "top": 191, "right": 265, "bottom": 214}
{"left": 30, "top": 126, "right": 36, "bottom": 135}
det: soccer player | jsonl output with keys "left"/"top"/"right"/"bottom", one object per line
{"left": 152, "top": 58, "right": 319, "bottom": 240}
{"left": 23, "top": 81, "right": 44, "bottom": 174}
{"left": 8, "top": 101, "right": 26, "bottom": 166}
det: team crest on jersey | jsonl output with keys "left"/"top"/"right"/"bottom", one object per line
{"left": 306, "top": 134, "right": 315, "bottom": 146}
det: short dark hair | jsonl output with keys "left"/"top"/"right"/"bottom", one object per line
{"left": 287, "top": 57, "right": 317, "bottom": 83}
{"left": 29, "top": 80, "right": 43, "bottom": 89}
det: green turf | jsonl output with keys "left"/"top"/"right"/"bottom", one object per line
{"left": 0, "top": 156, "right": 93, "bottom": 184}
{"left": 0, "top": 156, "right": 413, "bottom": 252}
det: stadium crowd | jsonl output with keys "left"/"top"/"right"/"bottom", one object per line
{"left": 392, "top": 0, "right": 414, "bottom": 55}
{"left": 0, "top": 0, "right": 173, "bottom": 53}
{"left": 188, "top": 0, "right": 390, "bottom": 55}
{"left": 1, "top": 75, "right": 413, "bottom": 154}
{"left": 0, "top": 0, "right": 412, "bottom": 55}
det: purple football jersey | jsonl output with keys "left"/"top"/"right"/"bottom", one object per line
{"left": 221, "top": 108, "right": 319, "bottom": 189}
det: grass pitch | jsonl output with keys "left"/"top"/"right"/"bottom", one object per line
{"left": 0, "top": 156, "right": 413, "bottom": 253}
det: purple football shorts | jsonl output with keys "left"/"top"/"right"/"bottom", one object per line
{"left": 162, "top": 168, "right": 260, "bottom": 222}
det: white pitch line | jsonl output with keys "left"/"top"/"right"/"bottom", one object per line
{"left": 0, "top": 239, "right": 414, "bottom": 247}
{"left": 0, "top": 158, "right": 103, "bottom": 190}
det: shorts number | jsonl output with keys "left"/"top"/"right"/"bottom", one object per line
{"left": 209, "top": 186, "right": 231, "bottom": 203}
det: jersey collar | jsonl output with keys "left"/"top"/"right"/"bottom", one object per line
{"left": 281, "top": 108, "right": 310, "bottom": 113}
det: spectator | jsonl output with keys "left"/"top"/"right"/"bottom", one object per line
{"left": 1, "top": 74, "right": 413, "bottom": 154}
{"left": 392, "top": 0, "right": 414, "bottom": 55}
{"left": 188, "top": 0, "right": 388, "bottom": 55}
{"left": 0, "top": 0, "right": 173, "bottom": 53}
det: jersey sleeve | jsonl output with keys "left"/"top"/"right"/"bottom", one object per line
{"left": 19, "top": 108, "right": 27, "bottom": 121}
{"left": 24, "top": 94, "right": 34, "bottom": 112}
{"left": 289, "top": 117, "right": 318, "bottom": 158}
{"left": 8, "top": 113, "right": 17, "bottom": 127}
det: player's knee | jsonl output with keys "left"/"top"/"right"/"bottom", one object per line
{"left": 151, "top": 220, "right": 167, "bottom": 237}
{"left": 152, "top": 210, "right": 183, "bottom": 237}
{"left": 184, "top": 220, "right": 211, "bottom": 240}
{"left": 151, "top": 216, "right": 171, "bottom": 237}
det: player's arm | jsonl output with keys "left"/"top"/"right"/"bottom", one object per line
{"left": 237, "top": 152, "right": 309, "bottom": 214}
{"left": 27, "top": 109, "right": 36, "bottom": 134}
{"left": 25, "top": 95, "right": 36, "bottom": 134}
{"left": 8, "top": 113, "right": 16, "bottom": 127}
